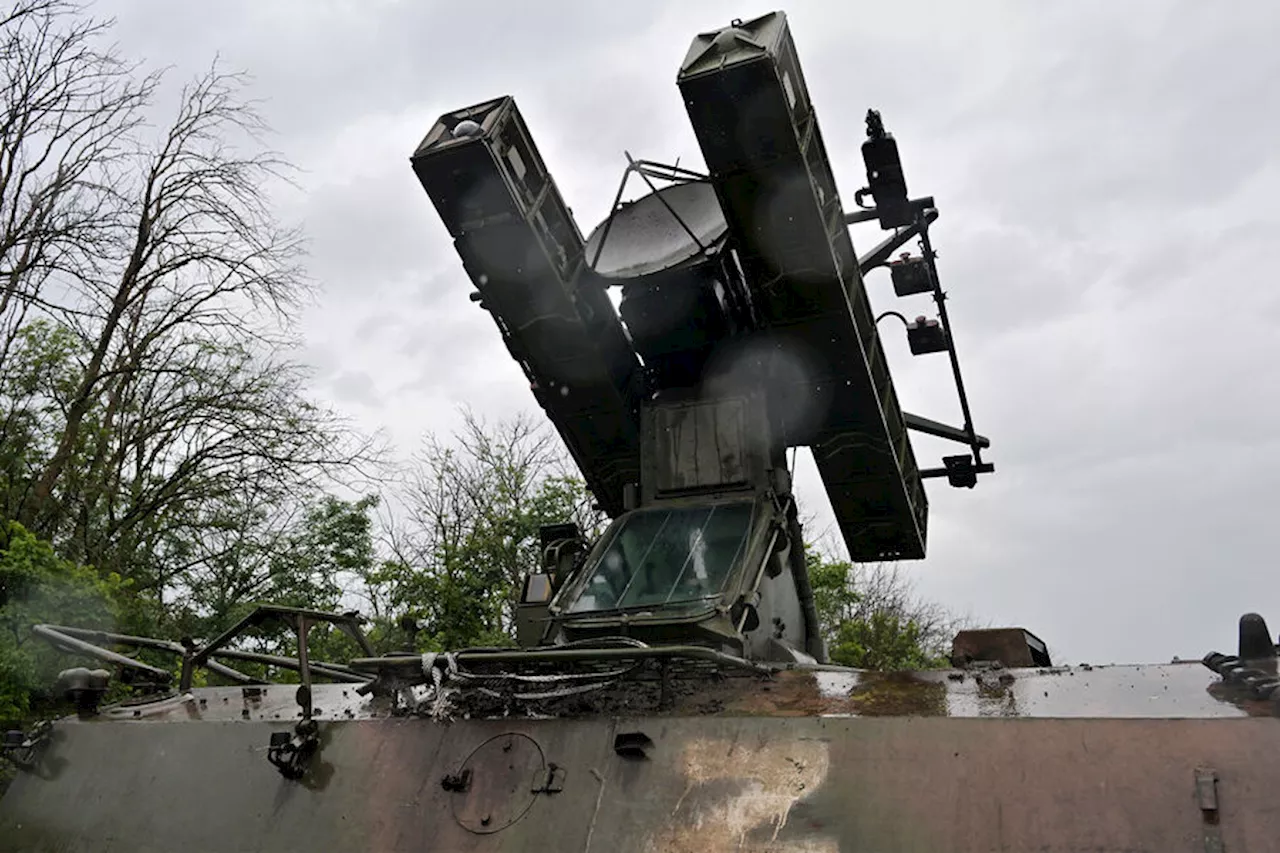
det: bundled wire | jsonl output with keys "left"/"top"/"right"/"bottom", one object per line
{"left": 417, "top": 638, "right": 650, "bottom": 719}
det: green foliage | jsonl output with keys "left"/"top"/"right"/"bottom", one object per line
{"left": 0, "top": 321, "right": 84, "bottom": 521}
{"left": 0, "top": 521, "right": 127, "bottom": 722}
{"left": 807, "top": 549, "right": 952, "bottom": 671}
{"left": 826, "top": 611, "right": 942, "bottom": 671}
{"left": 267, "top": 494, "right": 378, "bottom": 612}
{"left": 165, "top": 494, "right": 381, "bottom": 664}
{"left": 382, "top": 441, "right": 597, "bottom": 653}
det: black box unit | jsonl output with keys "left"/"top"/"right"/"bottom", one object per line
{"left": 411, "top": 97, "right": 642, "bottom": 516}
{"left": 411, "top": 96, "right": 579, "bottom": 281}
{"left": 890, "top": 254, "right": 935, "bottom": 297}
{"left": 677, "top": 11, "right": 926, "bottom": 560}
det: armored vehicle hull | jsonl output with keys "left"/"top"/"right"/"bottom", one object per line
{"left": 3, "top": 661, "right": 1277, "bottom": 853}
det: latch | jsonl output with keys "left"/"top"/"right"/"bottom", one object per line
{"left": 441, "top": 768, "right": 472, "bottom": 792}
{"left": 1195, "top": 767, "right": 1224, "bottom": 853}
{"left": 267, "top": 718, "right": 319, "bottom": 780}
{"left": 530, "top": 763, "right": 565, "bottom": 795}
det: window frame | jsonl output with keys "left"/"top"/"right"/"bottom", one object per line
{"left": 552, "top": 498, "right": 761, "bottom": 620}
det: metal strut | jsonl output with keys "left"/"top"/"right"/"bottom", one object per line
{"left": 856, "top": 194, "right": 993, "bottom": 482}
{"left": 917, "top": 213, "right": 985, "bottom": 466}
{"left": 587, "top": 155, "right": 711, "bottom": 273}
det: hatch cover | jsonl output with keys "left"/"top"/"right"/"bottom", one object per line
{"left": 449, "top": 733, "right": 546, "bottom": 834}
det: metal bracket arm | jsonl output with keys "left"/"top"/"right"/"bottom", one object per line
{"left": 904, "top": 411, "right": 990, "bottom": 449}
{"left": 857, "top": 208, "right": 940, "bottom": 274}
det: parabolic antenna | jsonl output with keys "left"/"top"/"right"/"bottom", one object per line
{"left": 583, "top": 181, "right": 728, "bottom": 281}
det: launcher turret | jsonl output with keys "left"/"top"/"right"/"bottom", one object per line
{"left": 410, "top": 11, "right": 991, "bottom": 662}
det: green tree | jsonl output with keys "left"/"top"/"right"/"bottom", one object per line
{"left": 163, "top": 493, "right": 380, "bottom": 662}
{"left": 807, "top": 548, "right": 955, "bottom": 670}
{"left": 0, "top": 321, "right": 82, "bottom": 521}
{"left": 0, "top": 520, "right": 127, "bottom": 722}
{"left": 379, "top": 411, "right": 600, "bottom": 651}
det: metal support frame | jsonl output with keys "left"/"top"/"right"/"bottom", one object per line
{"left": 903, "top": 411, "right": 990, "bottom": 450}
{"left": 844, "top": 196, "right": 934, "bottom": 226}
{"left": 855, "top": 196, "right": 992, "bottom": 481}
{"left": 183, "top": 604, "right": 373, "bottom": 690}
{"left": 33, "top": 625, "right": 178, "bottom": 685}
{"left": 857, "top": 206, "right": 939, "bottom": 275}
{"left": 32, "top": 605, "right": 374, "bottom": 702}
{"left": 262, "top": 610, "right": 329, "bottom": 780}
{"left": 919, "top": 462, "right": 996, "bottom": 480}
{"left": 917, "top": 214, "right": 986, "bottom": 467}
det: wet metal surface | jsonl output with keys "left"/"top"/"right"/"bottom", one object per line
{"left": 55, "top": 660, "right": 1272, "bottom": 725}
{"left": 687, "top": 662, "right": 1270, "bottom": 720}
{"left": 845, "top": 663, "right": 1263, "bottom": 719}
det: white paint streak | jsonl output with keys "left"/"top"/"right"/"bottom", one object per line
{"left": 648, "top": 738, "right": 837, "bottom": 853}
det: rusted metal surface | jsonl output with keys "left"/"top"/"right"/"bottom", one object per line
{"left": 4, "top": 709, "right": 1280, "bottom": 852}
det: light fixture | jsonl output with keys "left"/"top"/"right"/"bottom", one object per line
{"left": 907, "top": 315, "right": 948, "bottom": 356}
{"left": 889, "top": 252, "right": 933, "bottom": 297}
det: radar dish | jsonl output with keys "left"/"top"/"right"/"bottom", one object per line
{"left": 583, "top": 181, "right": 728, "bottom": 281}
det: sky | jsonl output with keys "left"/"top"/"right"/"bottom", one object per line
{"left": 95, "top": 0, "right": 1280, "bottom": 665}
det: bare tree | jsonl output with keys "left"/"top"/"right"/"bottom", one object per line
{"left": 0, "top": 4, "right": 381, "bottom": 612}
{"left": 21, "top": 66, "right": 315, "bottom": 532}
{"left": 0, "top": 1, "right": 153, "bottom": 371}
{"left": 70, "top": 337, "right": 375, "bottom": 578}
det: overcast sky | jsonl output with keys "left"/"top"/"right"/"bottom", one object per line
{"left": 97, "top": 0, "right": 1280, "bottom": 666}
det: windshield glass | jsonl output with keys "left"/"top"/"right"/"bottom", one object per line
{"left": 565, "top": 503, "right": 753, "bottom": 614}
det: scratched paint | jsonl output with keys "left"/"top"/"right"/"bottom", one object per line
{"left": 647, "top": 738, "right": 837, "bottom": 852}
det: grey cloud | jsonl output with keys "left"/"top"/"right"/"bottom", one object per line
{"left": 352, "top": 311, "right": 402, "bottom": 341}
{"left": 937, "top": 7, "right": 1280, "bottom": 231}
{"left": 300, "top": 168, "right": 445, "bottom": 294}
{"left": 328, "top": 370, "right": 381, "bottom": 408}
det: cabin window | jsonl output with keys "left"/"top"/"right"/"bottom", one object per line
{"left": 566, "top": 503, "right": 753, "bottom": 614}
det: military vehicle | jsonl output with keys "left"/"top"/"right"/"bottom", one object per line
{"left": 3, "top": 11, "right": 1277, "bottom": 852}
